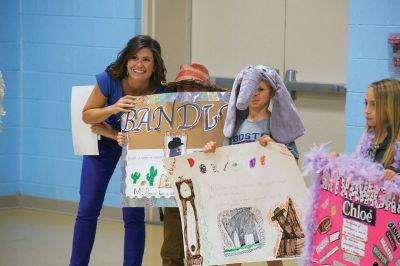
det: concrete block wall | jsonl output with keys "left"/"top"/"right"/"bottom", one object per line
{"left": 346, "top": 0, "right": 400, "bottom": 152}
{"left": 0, "top": 1, "right": 21, "bottom": 196}
{"left": 0, "top": 0, "right": 142, "bottom": 207}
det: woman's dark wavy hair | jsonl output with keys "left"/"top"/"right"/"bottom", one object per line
{"left": 106, "top": 35, "right": 167, "bottom": 87}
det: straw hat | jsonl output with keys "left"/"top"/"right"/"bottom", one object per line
{"left": 162, "top": 63, "right": 225, "bottom": 92}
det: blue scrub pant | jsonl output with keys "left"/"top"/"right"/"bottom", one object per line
{"left": 69, "top": 138, "right": 145, "bottom": 266}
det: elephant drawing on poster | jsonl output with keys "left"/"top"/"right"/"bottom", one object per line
{"left": 221, "top": 207, "right": 260, "bottom": 247}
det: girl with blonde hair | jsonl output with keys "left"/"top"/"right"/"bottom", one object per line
{"left": 355, "top": 78, "right": 400, "bottom": 179}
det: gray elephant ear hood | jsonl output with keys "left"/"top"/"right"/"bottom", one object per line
{"left": 223, "top": 65, "right": 305, "bottom": 143}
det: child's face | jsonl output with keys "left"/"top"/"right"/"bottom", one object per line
{"left": 365, "top": 87, "right": 376, "bottom": 127}
{"left": 249, "top": 80, "right": 274, "bottom": 110}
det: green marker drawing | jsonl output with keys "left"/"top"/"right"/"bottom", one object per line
{"left": 146, "top": 165, "right": 158, "bottom": 186}
{"left": 232, "top": 162, "right": 238, "bottom": 167}
{"left": 131, "top": 172, "right": 140, "bottom": 184}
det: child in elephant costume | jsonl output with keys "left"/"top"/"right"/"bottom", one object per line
{"left": 204, "top": 65, "right": 305, "bottom": 266}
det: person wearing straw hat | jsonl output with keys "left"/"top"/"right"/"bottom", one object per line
{"left": 161, "top": 63, "right": 224, "bottom": 93}
{"left": 162, "top": 63, "right": 224, "bottom": 266}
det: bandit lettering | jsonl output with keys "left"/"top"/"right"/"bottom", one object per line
{"left": 122, "top": 102, "right": 227, "bottom": 132}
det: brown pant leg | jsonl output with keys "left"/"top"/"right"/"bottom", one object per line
{"left": 160, "top": 207, "right": 185, "bottom": 266}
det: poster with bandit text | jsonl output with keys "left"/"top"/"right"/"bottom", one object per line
{"left": 120, "top": 92, "right": 229, "bottom": 207}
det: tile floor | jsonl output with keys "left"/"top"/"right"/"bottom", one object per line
{"left": 0, "top": 208, "right": 299, "bottom": 266}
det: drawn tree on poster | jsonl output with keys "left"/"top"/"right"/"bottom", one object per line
{"left": 0, "top": 71, "right": 5, "bottom": 132}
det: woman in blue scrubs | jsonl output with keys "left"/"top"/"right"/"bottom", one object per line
{"left": 69, "top": 35, "right": 167, "bottom": 266}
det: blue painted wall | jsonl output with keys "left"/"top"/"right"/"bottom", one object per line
{"left": 0, "top": 0, "right": 142, "bottom": 207}
{"left": 346, "top": 0, "right": 400, "bottom": 152}
{"left": 0, "top": 1, "right": 20, "bottom": 196}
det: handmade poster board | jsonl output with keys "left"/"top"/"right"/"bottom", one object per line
{"left": 302, "top": 146, "right": 400, "bottom": 266}
{"left": 121, "top": 92, "right": 229, "bottom": 207}
{"left": 164, "top": 141, "right": 307, "bottom": 265}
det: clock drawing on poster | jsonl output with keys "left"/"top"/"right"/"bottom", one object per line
{"left": 176, "top": 179, "right": 203, "bottom": 266}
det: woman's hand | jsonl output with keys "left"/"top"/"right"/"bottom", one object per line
{"left": 383, "top": 169, "right": 397, "bottom": 181}
{"left": 91, "top": 122, "right": 118, "bottom": 140}
{"left": 203, "top": 141, "right": 217, "bottom": 153}
{"left": 83, "top": 86, "right": 144, "bottom": 124}
{"left": 108, "top": 95, "right": 143, "bottom": 115}
{"left": 258, "top": 135, "right": 273, "bottom": 147}
{"left": 117, "top": 132, "right": 127, "bottom": 147}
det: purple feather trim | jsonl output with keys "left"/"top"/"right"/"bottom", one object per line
{"left": 353, "top": 130, "right": 374, "bottom": 158}
{"left": 301, "top": 143, "right": 330, "bottom": 176}
{"left": 300, "top": 143, "right": 400, "bottom": 266}
{"left": 299, "top": 144, "right": 330, "bottom": 266}
{"left": 392, "top": 140, "right": 400, "bottom": 169}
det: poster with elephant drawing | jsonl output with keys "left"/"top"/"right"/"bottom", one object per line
{"left": 121, "top": 92, "right": 229, "bottom": 207}
{"left": 164, "top": 141, "right": 307, "bottom": 265}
